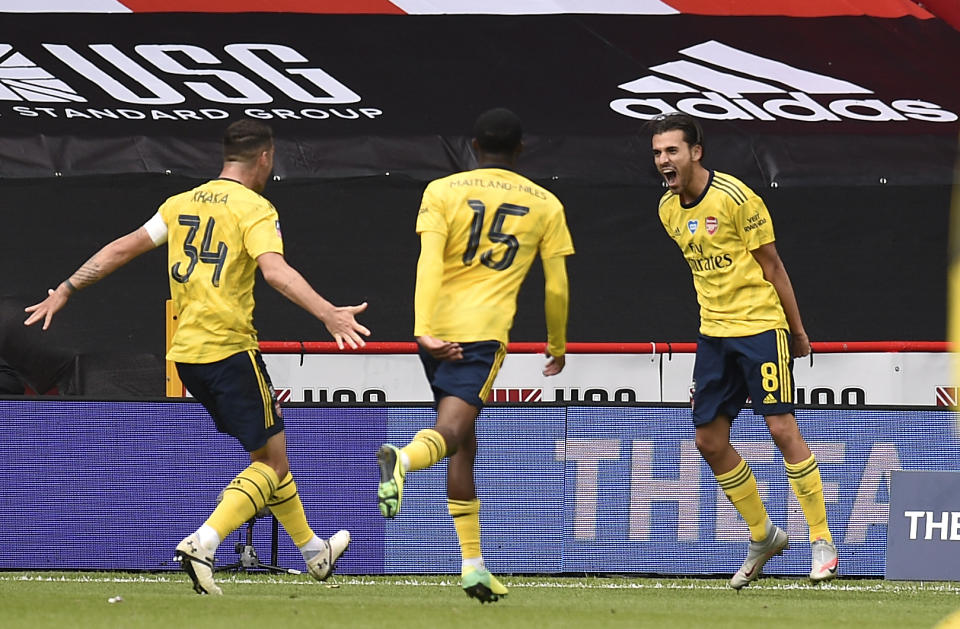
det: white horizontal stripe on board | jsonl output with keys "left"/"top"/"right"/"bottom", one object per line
{"left": 390, "top": 0, "right": 679, "bottom": 15}
{"left": 1, "top": 0, "right": 131, "bottom": 12}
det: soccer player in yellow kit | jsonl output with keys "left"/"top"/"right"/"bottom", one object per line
{"left": 25, "top": 120, "right": 370, "bottom": 595}
{"left": 650, "top": 112, "right": 838, "bottom": 588}
{"left": 376, "top": 108, "right": 574, "bottom": 603}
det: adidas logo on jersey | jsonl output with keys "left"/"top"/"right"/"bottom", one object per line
{"left": 763, "top": 393, "right": 778, "bottom": 404}
{"left": 610, "top": 40, "right": 957, "bottom": 123}
{"left": 0, "top": 45, "right": 85, "bottom": 102}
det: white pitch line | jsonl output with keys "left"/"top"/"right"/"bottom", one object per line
{"left": 3, "top": 573, "right": 960, "bottom": 594}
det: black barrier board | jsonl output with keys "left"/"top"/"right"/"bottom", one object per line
{"left": 0, "top": 14, "right": 957, "bottom": 185}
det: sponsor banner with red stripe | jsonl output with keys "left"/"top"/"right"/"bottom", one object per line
{"left": 261, "top": 351, "right": 956, "bottom": 406}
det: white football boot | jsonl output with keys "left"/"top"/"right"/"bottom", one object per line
{"left": 729, "top": 521, "right": 789, "bottom": 590}
{"left": 175, "top": 532, "right": 222, "bottom": 595}
{"left": 306, "top": 529, "right": 351, "bottom": 582}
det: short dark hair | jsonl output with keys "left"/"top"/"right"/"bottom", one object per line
{"left": 647, "top": 112, "right": 704, "bottom": 149}
{"left": 473, "top": 108, "right": 523, "bottom": 154}
{"left": 223, "top": 119, "right": 274, "bottom": 162}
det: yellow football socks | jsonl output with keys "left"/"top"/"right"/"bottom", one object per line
{"left": 785, "top": 454, "right": 832, "bottom": 543}
{"left": 401, "top": 428, "right": 447, "bottom": 471}
{"left": 716, "top": 458, "right": 770, "bottom": 542}
{"left": 205, "top": 461, "right": 278, "bottom": 540}
{"left": 449, "top": 498, "right": 482, "bottom": 560}
{"left": 267, "top": 472, "right": 315, "bottom": 547}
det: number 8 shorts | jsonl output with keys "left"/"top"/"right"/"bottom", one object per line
{"left": 690, "top": 329, "right": 795, "bottom": 426}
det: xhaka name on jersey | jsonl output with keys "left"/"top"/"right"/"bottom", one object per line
{"left": 192, "top": 190, "right": 229, "bottom": 204}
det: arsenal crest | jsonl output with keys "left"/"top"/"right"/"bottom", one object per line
{"left": 706, "top": 216, "right": 718, "bottom": 235}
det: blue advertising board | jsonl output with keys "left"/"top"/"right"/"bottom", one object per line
{"left": 0, "top": 400, "right": 957, "bottom": 576}
{"left": 886, "top": 471, "right": 960, "bottom": 580}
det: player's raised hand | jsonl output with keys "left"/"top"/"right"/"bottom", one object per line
{"left": 24, "top": 285, "right": 71, "bottom": 330}
{"left": 325, "top": 302, "right": 371, "bottom": 350}
{"left": 543, "top": 352, "right": 565, "bottom": 376}
{"left": 417, "top": 335, "right": 463, "bottom": 361}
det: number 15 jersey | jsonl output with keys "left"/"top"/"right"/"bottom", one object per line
{"left": 415, "top": 167, "right": 575, "bottom": 344}
{"left": 156, "top": 178, "right": 283, "bottom": 364}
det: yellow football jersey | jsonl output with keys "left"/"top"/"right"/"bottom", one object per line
{"left": 659, "top": 171, "right": 787, "bottom": 337}
{"left": 160, "top": 178, "right": 283, "bottom": 363}
{"left": 950, "top": 188, "right": 960, "bottom": 398}
{"left": 415, "top": 167, "right": 574, "bottom": 344}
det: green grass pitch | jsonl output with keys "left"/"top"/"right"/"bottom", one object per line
{"left": 2, "top": 572, "right": 958, "bottom": 629}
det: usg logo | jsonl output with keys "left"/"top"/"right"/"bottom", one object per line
{"left": 611, "top": 40, "right": 957, "bottom": 123}
{"left": 0, "top": 45, "right": 84, "bottom": 102}
{"left": 1, "top": 42, "right": 359, "bottom": 105}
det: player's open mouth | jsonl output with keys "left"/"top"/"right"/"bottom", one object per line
{"left": 661, "top": 168, "right": 677, "bottom": 186}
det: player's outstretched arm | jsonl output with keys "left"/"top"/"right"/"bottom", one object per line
{"left": 542, "top": 255, "right": 569, "bottom": 376}
{"left": 256, "top": 252, "right": 370, "bottom": 350}
{"left": 24, "top": 227, "right": 158, "bottom": 330}
{"left": 412, "top": 231, "right": 463, "bottom": 360}
{"left": 751, "top": 242, "right": 811, "bottom": 358}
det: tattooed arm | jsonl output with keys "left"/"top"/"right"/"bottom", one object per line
{"left": 24, "top": 226, "right": 158, "bottom": 330}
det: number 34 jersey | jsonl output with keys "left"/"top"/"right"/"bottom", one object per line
{"left": 158, "top": 178, "right": 283, "bottom": 364}
{"left": 416, "top": 167, "right": 575, "bottom": 345}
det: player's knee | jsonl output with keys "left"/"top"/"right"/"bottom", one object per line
{"left": 250, "top": 454, "right": 288, "bottom": 481}
{"left": 765, "top": 413, "right": 800, "bottom": 446}
{"left": 434, "top": 425, "right": 465, "bottom": 452}
{"left": 272, "top": 461, "right": 290, "bottom": 480}
{"left": 433, "top": 416, "right": 473, "bottom": 451}
{"left": 695, "top": 432, "right": 726, "bottom": 460}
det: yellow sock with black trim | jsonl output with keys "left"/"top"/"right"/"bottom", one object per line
{"left": 267, "top": 472, "right": 315, "bottom": 548}
{"left": 448, "top": 498, "right": 482, "bottom": 560}
{"left": 401, "top": 429, "right": 447, "bottom": 472}
{"left": 785, "top": 454, "right": 832, "bottom": 543}
{"left": 205, "top": 461, "right": 279, "bottom": 540}
{"left": 716, "top": 459, "right": 770, "bottom": 542}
